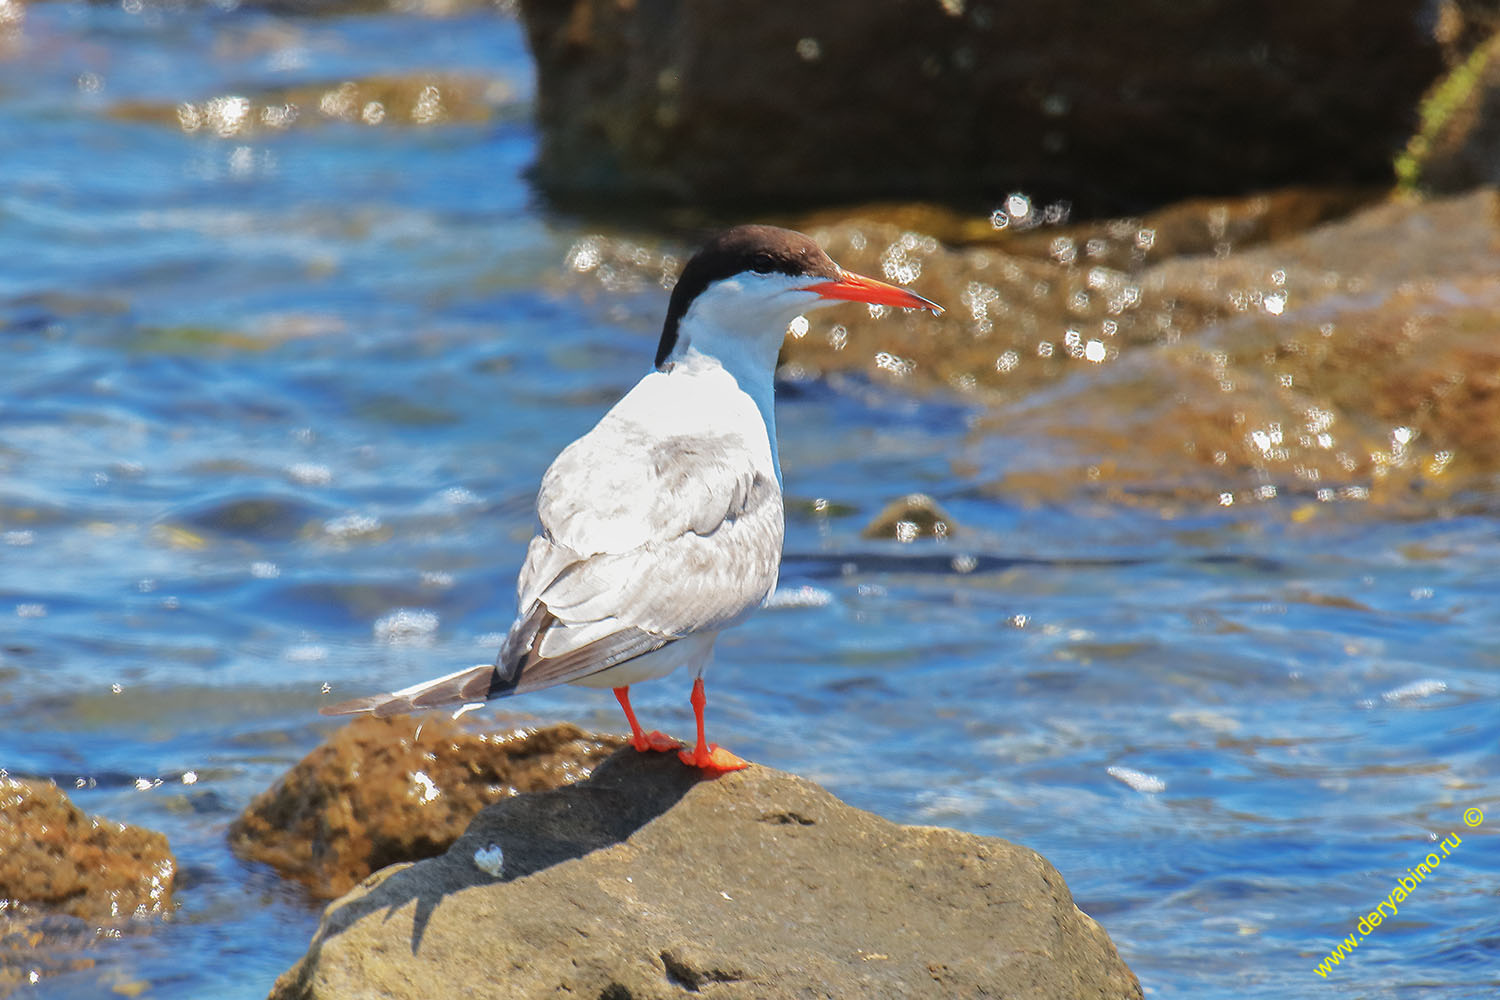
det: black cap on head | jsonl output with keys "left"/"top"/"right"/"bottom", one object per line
{"left": 655, "top": 225, "right": 840, "bottom": 369}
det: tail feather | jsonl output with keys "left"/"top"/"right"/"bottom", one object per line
{"left": 319, "top": 663, "right": 499, "bottom": 717}
{"left": 410, "top": 664, "right": 504, "bottom": 710}
{"left": 317, "top": 606, "right": 665, "bottom": 720}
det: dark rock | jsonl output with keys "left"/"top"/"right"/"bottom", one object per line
{"left": 517, "top": 0, "right": 1445, "bottom": 216}
{"left": 230, "top": 716, "right": 626, "bottom": 899}
{"left": 862, "top": 492, "right": 957, "bottom": 540}
{"left": 269, "top": 749, "right": 1141, "bottom": 999}
{"left": 170, "top": 495, "right": 325, "bottom": 542}
{"left": 0, "top": 776, "right": 175, "bottom": 922}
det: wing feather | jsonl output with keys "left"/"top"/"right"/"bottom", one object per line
{"left": 491, "top": 412, "right": 783, "bottom": 692}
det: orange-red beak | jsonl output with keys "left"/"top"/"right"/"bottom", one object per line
{"left": 801, "top": 269, "right": 944, "bottom": 314}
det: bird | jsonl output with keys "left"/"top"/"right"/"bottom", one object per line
{"left": 321, "top": 225, "right": 943, "bottom": 772}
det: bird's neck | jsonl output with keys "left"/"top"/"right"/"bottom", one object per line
{"left": 666, "top": 329, "right": 782, "bottom": 480}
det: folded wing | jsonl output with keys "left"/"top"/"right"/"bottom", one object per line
{"left": 321, "top": 414, "right": 783, "bottom": 717}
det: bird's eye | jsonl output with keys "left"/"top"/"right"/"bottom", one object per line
{"left": 750, "top": 254, "right": 774, "bottom": 274}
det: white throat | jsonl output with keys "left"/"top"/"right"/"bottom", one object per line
{"left": 660, "top": 276, "right": 824, "bottom": 482}
{"left": 668, "top": 328, "right": 784, "bottom": 479}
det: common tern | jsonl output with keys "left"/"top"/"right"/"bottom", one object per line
{"left": 322, "top": 225, "right": 943, "bottom": 771}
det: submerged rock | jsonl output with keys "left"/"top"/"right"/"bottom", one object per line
{"left": 862, "top": 492, "right": 958, "bottom": 541}
{"left": 0, "top": 777, "right": 175, "bottom": 990}
{"left": 0, "top": 912, "right": 101, "bottom": 995}
{"left": 229, "top": 716, "right": 625, "bottom": 899}
{"left": 169, "top": 494, "right": 327, "bottom": 543}
{"left": 0, "top": 776, "right": 175, "bottom": 922}
{"left": 517, "top": 0, "right": 1444, "bottom": 214}
{"left": 110, "top": 74, "right": 517, "bottom": 138}
{"left": 270, "top": 749, "right": 1140, "bottom": 999}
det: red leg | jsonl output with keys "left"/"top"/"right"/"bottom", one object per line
{"left": 677, "top": 677, "right": 749, "bottom": 772}
{"left": 613, "top": 686, "right": 682, "bottom": 753}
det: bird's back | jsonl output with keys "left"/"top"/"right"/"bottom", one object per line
{"left": 490, "top": 361, "right": 785, "bottom": 692}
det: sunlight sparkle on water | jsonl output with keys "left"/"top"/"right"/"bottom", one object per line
{"left": 1107, "top": 766, "right": 1166, "bottom": 794}
{"left": 1382, "top": 679, "right": 1447, "bottom": 703}
{"left": 765, "top": 585, "right": 833, "bottom": 609}
{"left": 286, "top": 463, "right": 332, "bottom": 486}
{"left": 874, "top": 351, "right": 915, "bottom": 377}
{"left": 373, "top": 609, "right": 439, "bottom": 645}
{"left": 324, "top": 513, "right": 381, "bottom": 538}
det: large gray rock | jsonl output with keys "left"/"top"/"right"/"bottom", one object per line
{"left": 271, "top": 749, "right": 1141, "bottom": 999}
{"left": 517, "top": 0, "right": 1447, "bottom": 215}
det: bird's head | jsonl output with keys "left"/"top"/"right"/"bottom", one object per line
{"left": 656, "top": 225, "right": 943, "bottom": 371}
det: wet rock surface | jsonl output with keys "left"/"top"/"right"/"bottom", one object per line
{"left": 111, "top": 73, "right": 517, "bottom": 137}
{"left": 229, "top": 716, "right": 625, "bottom": 900}
{"left": 0, "top": 913, "right": 101, "bottom": 995}
{"left": 568, "top": 188, "right": 1500, "bottom": 512}
{"left": 0, "top": 778, "right": 175, "bottom": 993}
{"left": 518, "top": 0, "right": 1445, "bottom": 214}
{"left": 270, "top": 749, "right": 1141, "bottom": 1000}
{"left": 0, "top": 776, "right": 175, "bottom": 922}
{"left": 963, "top": 189, "right": 1500, "bottom": 509}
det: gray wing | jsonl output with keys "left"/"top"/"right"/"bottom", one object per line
{"left": 322, "top": 417, "right": 783, "bottom": 717}
{"left": 493, "top": 420, "right": 785, "bottom": 691}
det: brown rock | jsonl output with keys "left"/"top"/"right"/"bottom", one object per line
{"left": 270, "top": 749, "right": 1141, "bottom": 1000}
{"left": 564, "top": 187, "right": 1500, "bottom": 511}
{"left": 792, "top": 186, "right": 1379, "bottom": 265}
{"left": 0, "top": 776, "right": 175, "bottom": 923}
{"left": 562, "top": 186, "right": 1383, "bottom": 407}
{"left": 229, "top": 716, "right": 625, "bottom": 899}
{"left": 862, "top": 492, "right": 957, "bottom": 540}
{"left": 518, "top": 0, "right": 1444, "bottom": 215}
{"left": 982, "top": 189, "right": 1500, "bottom": 509}
{"left": 110, "top": 73, "right": 516, "bottom": 138}
{"left": 0, "top": 778, "right": 172, "bottom": 991}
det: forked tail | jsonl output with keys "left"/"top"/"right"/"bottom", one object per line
{"left": 319, "top": 663, "right": 501, "bottom": 718}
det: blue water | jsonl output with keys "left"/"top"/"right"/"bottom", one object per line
{"left": 2, "top": 6, "right": 1497, "bottom": 998}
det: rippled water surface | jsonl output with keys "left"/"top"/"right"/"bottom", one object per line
{"left": 3, "top": 6, "right": 1497, "bottom": 999}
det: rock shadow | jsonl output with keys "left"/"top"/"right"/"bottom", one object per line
{"left": 289, "top": 746, "right": 706, "bottom": 970}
